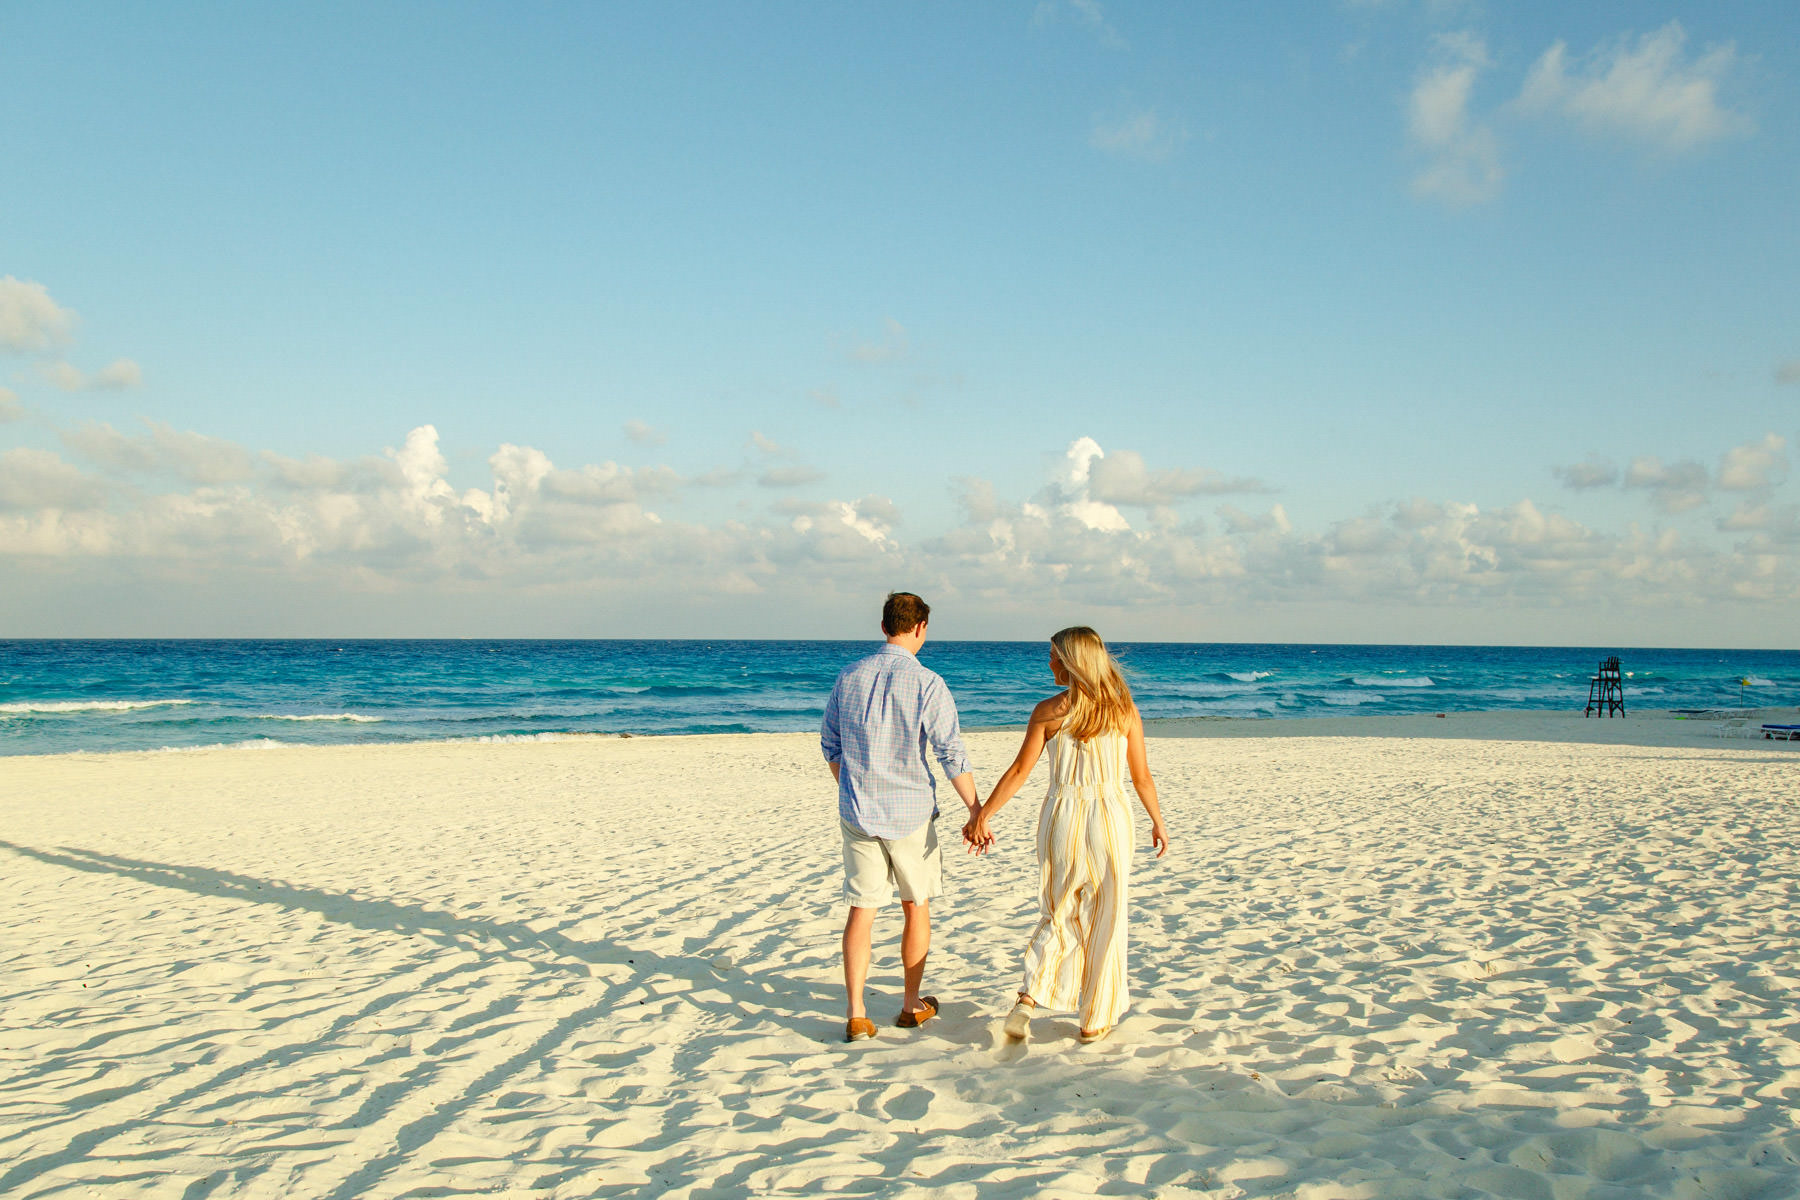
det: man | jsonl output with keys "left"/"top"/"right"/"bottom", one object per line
{"left": 821, "top": 591, "right": 979, "bottom": 1043}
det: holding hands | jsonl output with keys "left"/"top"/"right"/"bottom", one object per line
{"left": 962, "top": 806, "right": 996, "bottom": 854}
{"left": 967, "top": 807, "right": 1169, "bottom": 857}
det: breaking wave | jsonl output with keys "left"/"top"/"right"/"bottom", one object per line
{"left": 1, "top": 699, "right": 195, "bottom": 714}
{"left": 255, "top": 713, "right": 383, "bottom": 723}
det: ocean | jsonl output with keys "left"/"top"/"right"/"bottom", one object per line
{"left": 3, "top": 640, "right": 1797, "bottom": 758}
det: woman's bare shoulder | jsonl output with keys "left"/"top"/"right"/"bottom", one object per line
{"left": 1031, "top": 691, "right": 1073, "bottom": 722}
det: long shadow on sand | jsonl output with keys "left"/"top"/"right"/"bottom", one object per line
{"left": 0, "top": 838, "right": 837, "bottom": 1199}
{"left": 0, "top": 839, "right": 821, "bottom": 998}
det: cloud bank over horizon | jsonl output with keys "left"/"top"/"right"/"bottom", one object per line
{"left": 4, "top": 403, "right": 1795, "bottom": 641}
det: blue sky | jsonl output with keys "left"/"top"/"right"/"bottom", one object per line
{"left": 2, "top": 2, "right": 1797, "bottom": 643}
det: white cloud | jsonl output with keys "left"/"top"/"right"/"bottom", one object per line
{"left": 0, "top": 277, "right": 77, "bottom": 353}
{"left": 1623, "top": 455, "right": 1709, "bottom": 513}
{"left": 788, "top": 496, "right": 899, "bottom": 555}
{"left": 1033, "top": 0, "right": 1126, "bottom": 49}
{"left": 1516, "top": 23, "right": 1750, "bottom": 152}
{"left": 923, "top": 457, "right": 1741, "bottom": 613}
{"left": 386, "top": 425, "right": 460, "bottom": 526}
{"left": 1736, "top": 505, "right": 1800, "bottom": 548}
{"left": 0, "top": 387, "right": 21, "bottom": 423}
{"left": 1408, "top": 32, "right": 1502, "bottom": 205}
{"left": 42, "top": 364, "right": 85, "bottom": 391}
{"left": 1717, "top": 433, "right": 1787, "bottom": 492}
{"left": 830, "top": 501, "right": 888, "bottom": 546}
{"left": 624, "top": 419, "right": 666, "bottom": 446}
{"left": 1089, "top": 108, "right": 1187, "bottom": 162}
{"left": 468, "top": 443, "right": 551, "bottom": 524}
{"left": 543, "top": 460, "right": 680, "bottom": 505}
{"left": 260, "top": 450, "right": 387, "bottom": 493}
{"left": 1553, "top": 456, "right": 1619, "bottom": 489}
{"left": 1038, "top": 438, "right": 1270, "bottom": 534}
{"left": 848, "top": 318, "right": 909, "bottom": 365}
{"left": 758, "top": 465, "right": 826, "bottom": 489}
{"left": 5, "top": 421, "right": 1798, "bottom": 627}
{"left": 1087, "top": 448, "right": 1269, "bottom": 505}
{"left": 745, "top": 429, "right": 823, "bottom": 486}
{"left": 43, "top": 358, "right": 143, "bottom": 392}
{"left": 1718, "top": 500, "right": 1769, "bottom": 532}
{"left": 0, "top": 448, "right": 111, "bottom": 511}
{"left": 62, "top": 419, "right": 255, "bottom": 484}
{"left": 1218, "top": 503, "right": 1291, "bottom": 535}
{"left": 1050, "top": 437, "right": 1131, "bottom": 532}
{"left": 690, "top": 467, "right": 742, "bottom": 487}
{"left": 1554, "top": 436, "right": 1787, "bottom": 507}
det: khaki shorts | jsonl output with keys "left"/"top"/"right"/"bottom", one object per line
{"left": 841, "top": 815, "right": 942, "bottom": 907}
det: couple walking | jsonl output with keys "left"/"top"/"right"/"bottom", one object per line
{"left": 821, "top": 591, "right": 1169, "bottom": 1045}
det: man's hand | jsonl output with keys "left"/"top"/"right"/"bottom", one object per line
{"left": 962, "top": 810, "right": 995, "bottom": 854}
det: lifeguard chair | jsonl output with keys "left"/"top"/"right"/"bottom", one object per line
{"left": 1585, "top": 656, "right": 1625, "bottom": 717}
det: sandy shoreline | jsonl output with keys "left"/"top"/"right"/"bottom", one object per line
{"left": 4, "top": 716, "right": 1799, "bottom": 1197}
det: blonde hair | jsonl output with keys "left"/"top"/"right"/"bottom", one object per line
{"left": 1050, "top": 626, "right": 1135, "bottom": 741}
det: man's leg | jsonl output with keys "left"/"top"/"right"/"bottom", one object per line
{"left": 898, "top": 899, "right": 930, "bottom": 1014}
{"left": 843, "top": 905, "right": 876, "bottom": 1019}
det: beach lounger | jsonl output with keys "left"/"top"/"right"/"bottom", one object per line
{"left": 1761, "top": 724, "right": 1800, "bottom": 741}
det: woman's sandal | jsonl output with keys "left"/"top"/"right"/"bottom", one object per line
{"left": 1003, "top": 998, "right": 1035, "bottom": 1040}
{"left": 1078, "top": 1026, "right": 1112, "bottom": 1044}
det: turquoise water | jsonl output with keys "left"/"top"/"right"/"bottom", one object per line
{"left": 1, "top": 640, "right": 1796, "bottom": 757}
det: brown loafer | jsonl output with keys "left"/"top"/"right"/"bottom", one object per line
{"left": 896, "top": 996, "right": 938, "bottom": 1028}
{"left": 845, "top": 1017, "right": 877, "bottom": 1042}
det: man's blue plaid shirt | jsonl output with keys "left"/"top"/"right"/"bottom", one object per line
{"left": 821, "top": 644, "right": 973, "bottom": 840}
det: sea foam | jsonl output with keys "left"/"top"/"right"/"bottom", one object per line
{"left": 255, "top": 713, "right": 383, "bottom": 723}
{"left": 150, "top": 738, "right": 291, "bottom": 753}
{"left": 1, "top": 699, "right": 195, "bottom": 714}
{"left": 448, "top": 732, "right": 620, "bottom": 745}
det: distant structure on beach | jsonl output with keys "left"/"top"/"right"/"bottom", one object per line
{"left": 1585, "top": 656, "right": 1625, "bottom": 717}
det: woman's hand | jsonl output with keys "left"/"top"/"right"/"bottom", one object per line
{"left": 1149, "top": 822, "right": 1169, "bottom": 859}
{"left": 963, "top": 810, "right": 996, "bottom": 854}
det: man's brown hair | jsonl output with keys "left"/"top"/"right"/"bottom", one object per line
{"left": 882, "top": 592, "right": 931, "bottom": 636}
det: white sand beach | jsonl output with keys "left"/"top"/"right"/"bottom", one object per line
{"left": 4, "top": 716, "right": 1799, "bottom": 1198}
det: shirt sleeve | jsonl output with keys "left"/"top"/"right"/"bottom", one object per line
{"left": 820, "top": 678, "right": 843, "bottom": 764}
{"left": 921, "top": 675, "right": 972, "bottom": 779}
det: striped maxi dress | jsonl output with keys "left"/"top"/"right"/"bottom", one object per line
{"left": 1019, "top": 727, "right": 1134, "bottom": 1031}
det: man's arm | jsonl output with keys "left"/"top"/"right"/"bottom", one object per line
{"left": 947, "top": 771, "right": 977, "bottom": 816}
{"left": 922, "top": 677, "right": 974, "bottom": 811}
{"left": 820, "top": 680, "right": 843, "bottom": 776}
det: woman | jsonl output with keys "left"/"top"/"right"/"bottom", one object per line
{"left": 966, "top": 626, "right": 1168, "bottom": 1044}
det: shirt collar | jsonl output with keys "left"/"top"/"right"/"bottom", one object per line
{"left": 876, "top": 643, "right": 914, "bottom": 659}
